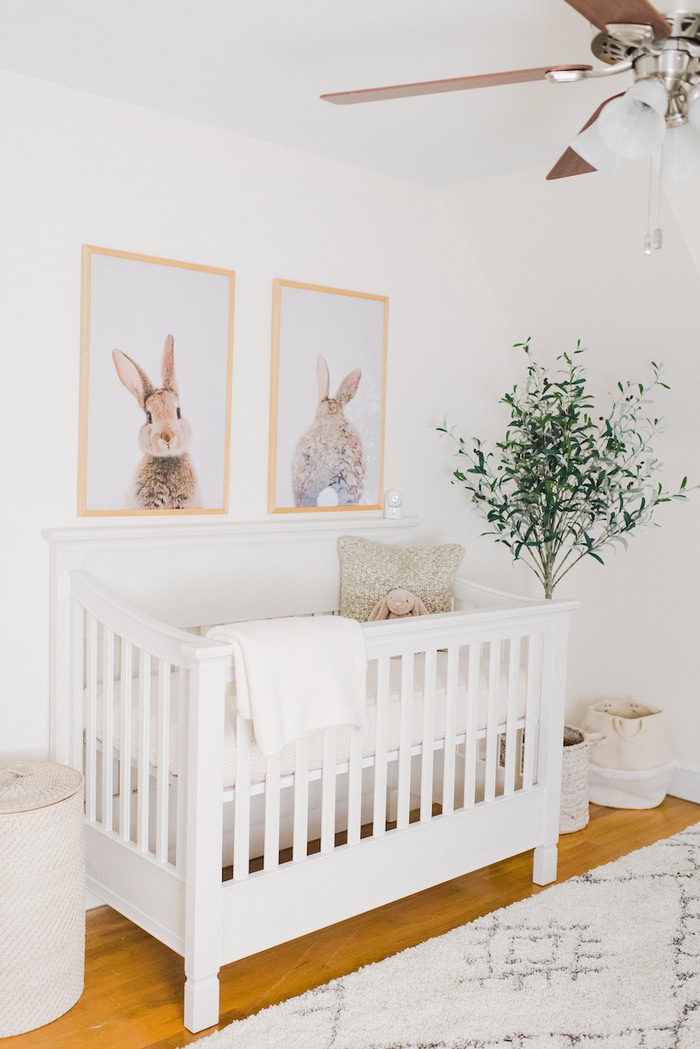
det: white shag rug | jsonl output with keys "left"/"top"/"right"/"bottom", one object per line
{"left": 188, "top": 821, "right": 700, "bottom": 1049}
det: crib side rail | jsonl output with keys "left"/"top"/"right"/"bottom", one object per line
{"left": 71, "top": 569, "right": 231, "bottom": 887}
{"left": 361, "top": 598, "right": 578, "bottom": 651}
{"left": 70, "top": 571, "right": 227, "bottom": 667}
{"left": 229, "top": 595, "right": 577, "bottom": 881}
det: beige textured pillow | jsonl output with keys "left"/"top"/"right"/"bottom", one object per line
{"left": 337, "top": 536, "right": 465, "bottom": 622}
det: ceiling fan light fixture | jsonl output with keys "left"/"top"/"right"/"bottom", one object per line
{"left": 598, "top": 79, "right": 668, "bottom": 158}
{"left": 626, "top": 78, "right": 669, "bottom": 117}
{"left": 661, "top": 121, "right": 700, "bottom": 181}
{"left": 569, "top": 121, "right": 622, "bottom": 176}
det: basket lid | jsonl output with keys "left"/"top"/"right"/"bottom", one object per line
{"left": 0, "top": 761, "right": 83, "bottom": 814}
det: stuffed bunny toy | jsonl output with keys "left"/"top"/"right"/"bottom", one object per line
{"left": 291, "top": 354, "right": 365, "bottom": 508}
{"left": 368, "top": 588, "right": 429, "bottom": 621}
{"left": 112, "top": 334, "right": 202, "bottom": 511}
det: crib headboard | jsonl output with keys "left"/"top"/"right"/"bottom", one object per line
{"left": 44, "top": 518, "right": 421, "bottom": 625}
{"left": 43, "top": 518, "right": 422, "bottom": 761}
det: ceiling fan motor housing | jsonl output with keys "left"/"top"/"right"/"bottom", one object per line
{"left": 593, "top": 11, "right": 700, "bottom": 123}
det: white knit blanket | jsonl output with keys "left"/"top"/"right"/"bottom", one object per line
{"left": 207, "top": 616, "right": 367, "bottom": 757}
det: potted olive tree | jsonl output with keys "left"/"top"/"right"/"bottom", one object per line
{"left": 437, "top": 338, "right": 690, "bottom": 599}
{"left": 438, "top": 338, "right": 691, "bottom": 826}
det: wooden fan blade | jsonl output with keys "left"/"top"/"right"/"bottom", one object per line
{"left": 546, "top": 146, "right": 597, "bottom": 179}
{"left": 321, "top": 65, "right": 593, "bottom": 105}
{"left": 546, "top": 93, "right": 623, "bottom": 179}
{"left": 563, "top": 0, "right": 671, "bottom": 38}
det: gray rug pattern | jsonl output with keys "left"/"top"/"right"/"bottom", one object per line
{"left": 190, "top": 822, "right": 700, "bottom": 1049}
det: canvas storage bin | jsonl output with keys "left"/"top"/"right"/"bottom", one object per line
{"left": 0, "top": 761, "right": 85, "bottom": 1036}
{"left": 581, "top": 700, "right": 677, "bottom": 809}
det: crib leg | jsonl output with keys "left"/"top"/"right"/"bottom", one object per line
{"left": 184, "top": 972, "right": 220, "bottom": 1034}
{"left": 532, "top": 842, "right": 558, "bottom": 886}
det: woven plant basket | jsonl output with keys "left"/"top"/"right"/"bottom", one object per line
{"left": 0, "top": 761, "right": 85, "bottom": 1037}
{"left": 559, "top": 726, "right": 595, "bottom": 834}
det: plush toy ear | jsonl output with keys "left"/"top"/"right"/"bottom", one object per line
{"left": 409, "top": 595, "right": 429, "bottom": 616}
{"left": 368, "top": 596, "right": 391, "bottom": 621}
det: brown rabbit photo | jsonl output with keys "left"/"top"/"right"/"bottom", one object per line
{"left": 78, "top": 245, "right": 234, "bottom": 516}
{"left": 112, "top": 334, "right": 202, "bottom": 510}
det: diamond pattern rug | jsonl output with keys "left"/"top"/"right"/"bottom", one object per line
{"left": 188, "top": 821, "right": 700, "bottom": 1048}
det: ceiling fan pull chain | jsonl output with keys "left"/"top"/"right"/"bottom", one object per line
{"left": 644, "top": 156, "right": 653, "bottom": 254}
{"left": 653, "top": 152, "right": 663, "bottom": 250}
{"left": 643, "top": 153, "right": 663, "bottom": 254}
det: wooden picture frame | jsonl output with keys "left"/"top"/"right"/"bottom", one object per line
{"left": 268, "top": 279, "right": 388, "bottom": 513}
{"left": 78, "top": 245, "right": 235, "bottom": 515}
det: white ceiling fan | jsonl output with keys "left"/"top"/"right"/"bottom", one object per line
{"left": 321, "top": 1, "right": 700, "bottom": 182}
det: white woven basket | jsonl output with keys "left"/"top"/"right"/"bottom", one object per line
{"left": 0, "top": 761, "right": 85, "bottom": 1037}
{"left": 559, "top": 727, "right": 596, "bottom": 834}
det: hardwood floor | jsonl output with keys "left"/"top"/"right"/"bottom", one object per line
{"left": 5, "top": 796, "right": 700, "bottom": 1049}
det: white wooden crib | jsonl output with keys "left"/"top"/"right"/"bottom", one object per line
{"left": 44, "top": 519, "right": 577, "bottom": 1033}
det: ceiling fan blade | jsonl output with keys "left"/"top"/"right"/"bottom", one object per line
{"left": 562, "top": 0, "right": 671, "bottom": 38}
{"left": 546, "top": 146, "right": 598, "bottom": 179}
{"left": 546, "top": 93, "right": 623, "bottom": 179}
{"left": 321, "top": 65, "right": 593, "bottom": 105}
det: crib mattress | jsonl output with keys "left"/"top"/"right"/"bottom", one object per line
{"left": 88, "top": 651, "right": 527, "bottom": 788}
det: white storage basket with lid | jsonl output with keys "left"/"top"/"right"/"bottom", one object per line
{"left": 0, "top": 761, "right": 85, "bottom": 1036}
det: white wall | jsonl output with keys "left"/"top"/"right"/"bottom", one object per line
{"left": 2, "top": 68, "right": 699, "bottom": 800}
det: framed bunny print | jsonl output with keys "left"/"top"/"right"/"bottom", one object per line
{"left": 268, "top": 279, "right": 388, "bottom": 514}
{"left": 79, "top": 245, "right": 235, "bottom": 515}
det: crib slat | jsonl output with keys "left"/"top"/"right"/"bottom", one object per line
{"left": 136, "top": 651, "right": 152, "bottom": 852}
{"left": 523, "top": 632, "right": 544, "bottom": 789}
{"left": 175, "top": 666, "right": 188, "bottom": 875}
{"left": 263, "top": 754, "right": 281, "bottom": 872}
{"left": 463, "top": 641, "right": 481, "bottom": 808}
{"left": 372, "top": 657, "right": 390, "bottom": 836}
{"left": 69, "top": 599, "right": 86, "bottom": 773}
{"left": 396, "top": 654, "right": 414, "bottom": 830}
{"left": 155, "top": 658, "right": 171, "bottom": 863}
{"left": 233, "top": 715, "right": 252, "bottom": 881}
{"left": 502, "top": 637, "right": 521, "bottom": 796}
{"left": 419, "top": 650, "right": 436, "bottom": 821}
{"left": 84, "top": 612, "right": 98, "bottom": 824}
{"left": 346, "top": 723, "right": 363, "bottom": 846}
{"left": 101, "top": 627, "right": 115, "bottom": 834}
{"left": 320, "top": 727, "right": 337, "bottom": 854}
{"left": 118, "top": 641, "right": 133, "bottom": 844}
{"left": 441, "top": 644, "right": 459, "bottom": 815}
{"left": 292, "top": 736, "right": 310, "bottom": 861}
{"left": 483, "top": 640, "right": 501, "bottom": 803}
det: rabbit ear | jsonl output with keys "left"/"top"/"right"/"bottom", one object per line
{"left": 316, "top": 355, "right": 330, "bottom": 401}
{"left": 368, "top": 596, "right": 390, "bottom": 621}
{"left": 410, "top": 596, "right": 429, "bottom": 616}
{"left": 161, "top": 334, "right": 179, "bottom": 394}
{"left": 336, "top": 368, "right": 361, "bottom": 406}
{"left": 112, "top": 349, "right": 154, "bottom": 410}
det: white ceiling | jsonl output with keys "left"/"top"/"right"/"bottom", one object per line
{"left": 0, "top": 0, "right": 645, "bottom": 187}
